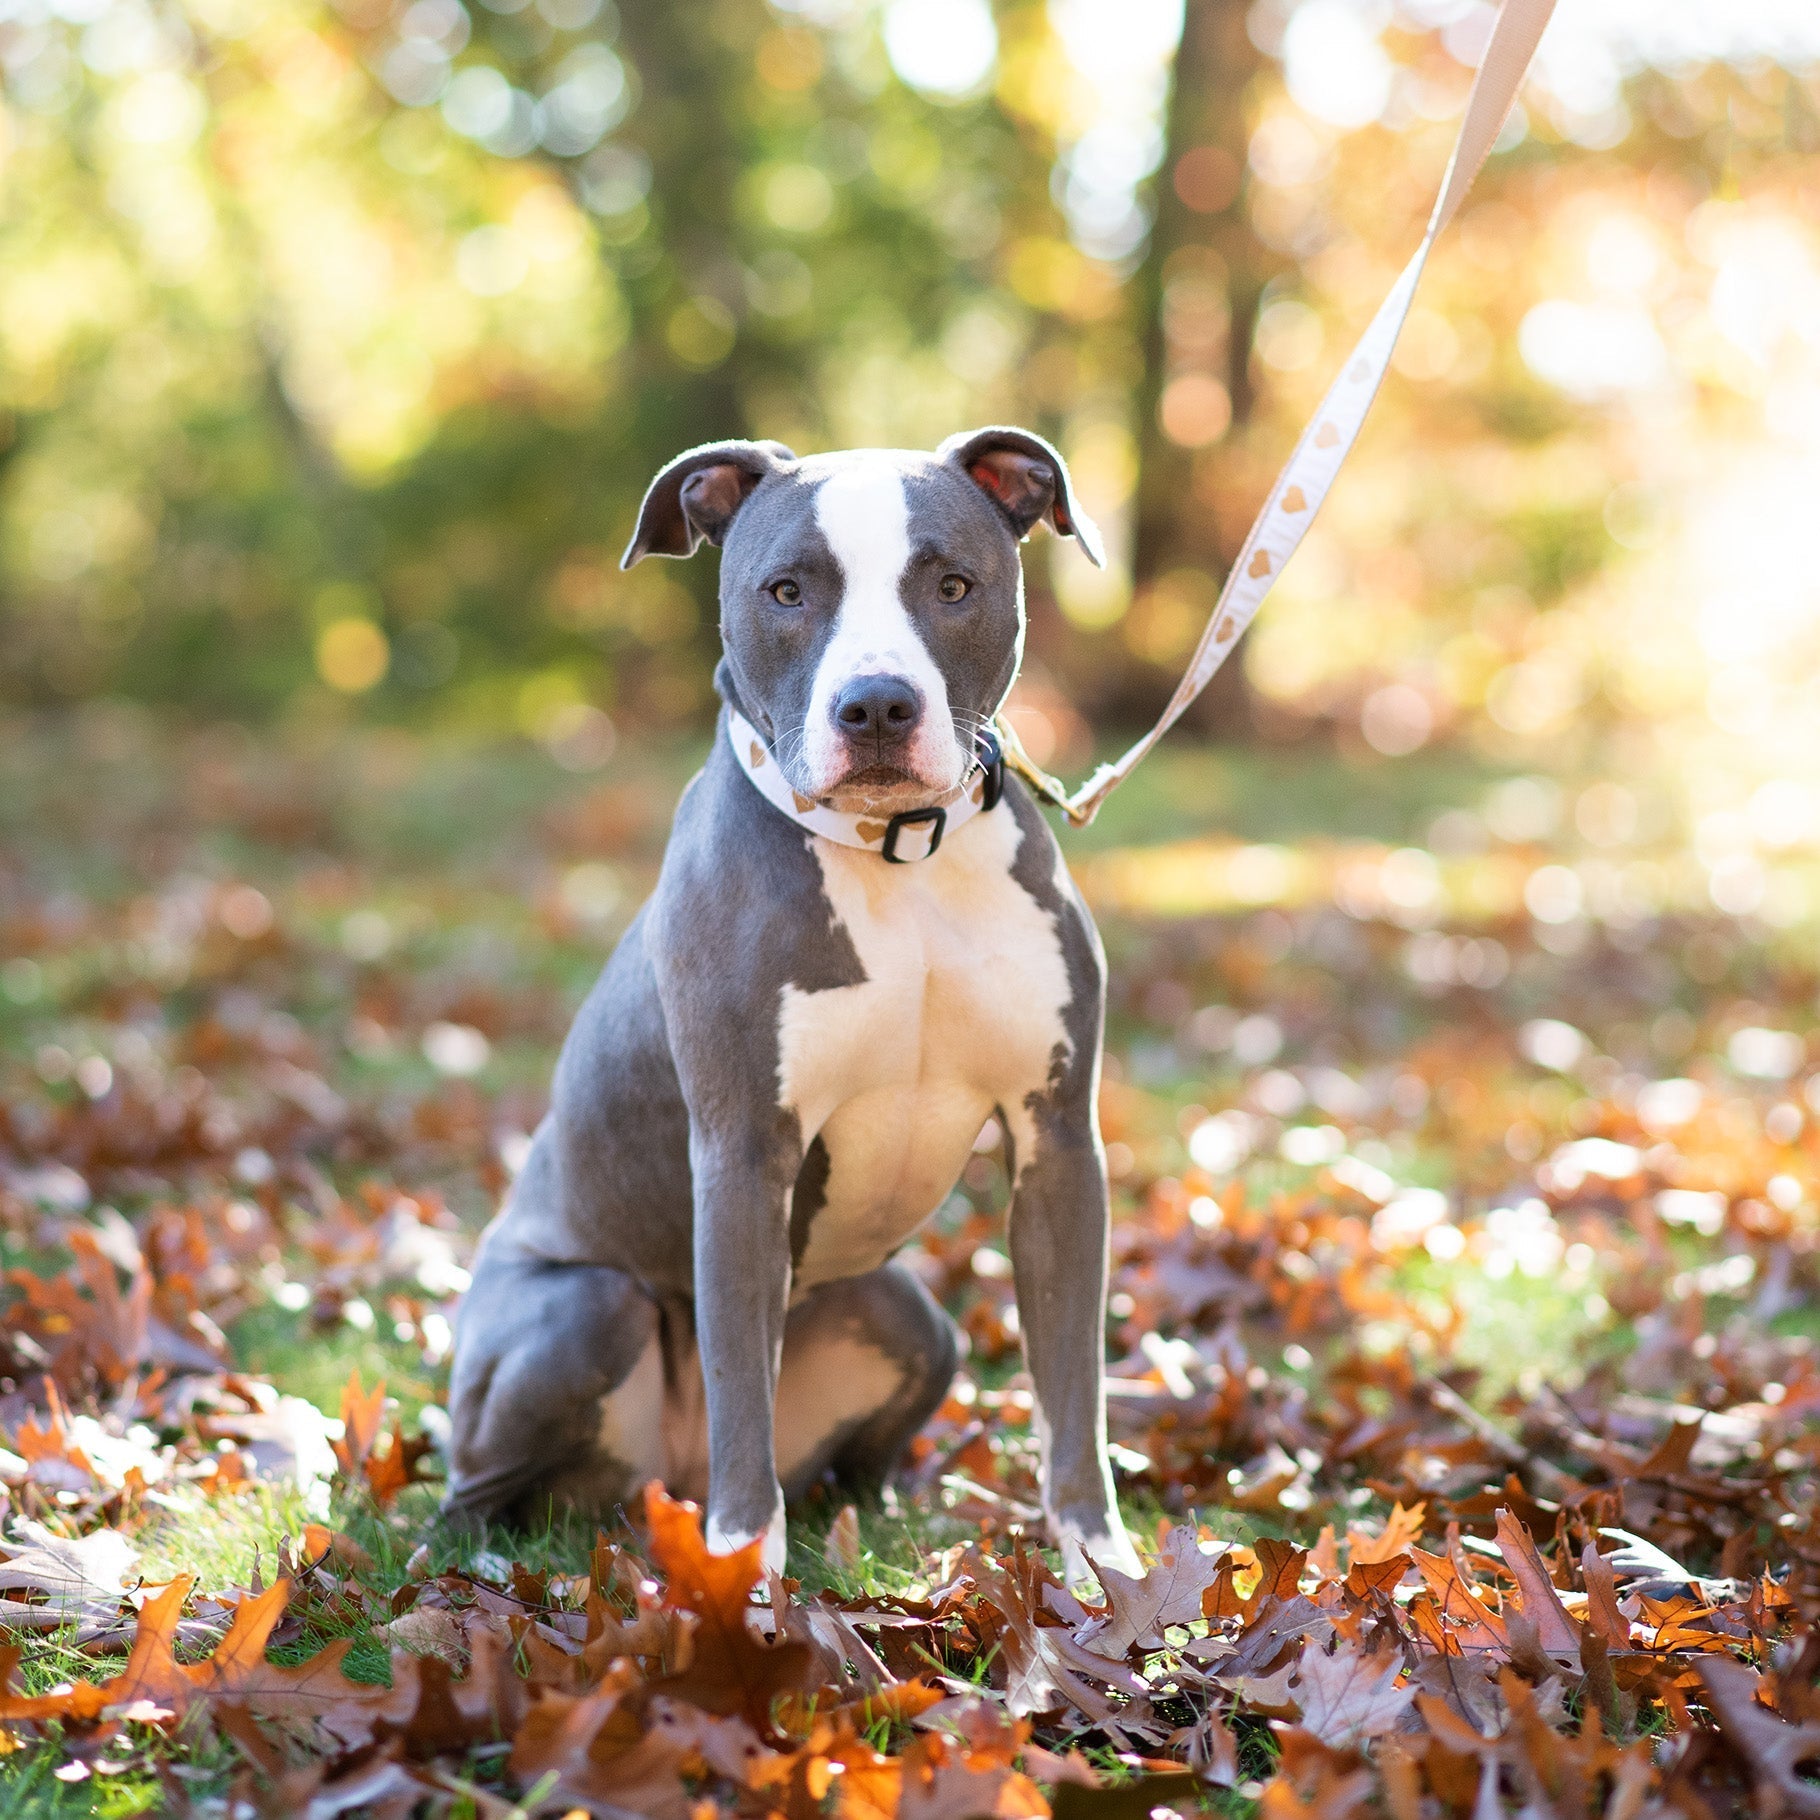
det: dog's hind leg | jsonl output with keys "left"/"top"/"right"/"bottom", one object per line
{"left": 772, "top": 1261, "right": 960, "bottom": 1499}
{"left": 442, "top": 1238, "right": 662, "bottom": 1532}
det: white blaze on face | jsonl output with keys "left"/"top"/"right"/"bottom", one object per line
{"left": 801, "top": 460, "right": 962, "bottom": 798}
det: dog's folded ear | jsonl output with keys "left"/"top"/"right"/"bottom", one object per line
{"left": 621, "top": 440, "right": 796, "bottom": 568}
{"left": 938, "top": 426, "right": 1104, "bottom": 569}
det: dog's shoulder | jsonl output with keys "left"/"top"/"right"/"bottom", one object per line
{"left": 650, "top": 730, "right": 866, "bottom": 1003}
{"left": 1000, "top": 778, "right": 1098, "bottom": 932}
{"left": 992, "top": 777, "right": 1107, "bottom": 1079}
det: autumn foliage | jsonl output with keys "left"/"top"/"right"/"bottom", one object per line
{"left": 3, "top": 1470, "right": 1819, "bottom": 1817}
{"left": 10, "top": 732, "right": 1820, "bottom": 1816}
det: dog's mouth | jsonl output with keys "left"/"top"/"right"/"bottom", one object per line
{"left": 818, "top": 760, "right": 954, "bottom": 814}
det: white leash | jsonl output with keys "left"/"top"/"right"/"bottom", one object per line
{"left": 1002, "top": 0, "right": 1558, "bottom": 828}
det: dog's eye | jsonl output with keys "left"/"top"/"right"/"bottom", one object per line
{"left": 938, "top": 575, "right": 970, "bottom": 603}
{"left": 769, "top": 579, "right": 803, "bottom": 606}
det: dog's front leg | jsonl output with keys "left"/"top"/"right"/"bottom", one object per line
{"left": 690, "top": 1123, "right": 796, "bottom": 1570}
{"left": 1008, "top": 1114, "right": 1142, "bottom": 1585}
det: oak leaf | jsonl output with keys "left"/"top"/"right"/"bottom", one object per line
{"left": 362, "top": 1423, "right": 436, "bottom": 1507}
{"left": 1051, "top": 1772, "right": 1201, "bottom": 1820}
{"left": 513, "top": 1677, "right": 768, "bottom": 1820}
{"left": 826, "top": 1505, "right": 862, "bottom": 1575}
{"left": 1406, "top": 1549, "right": 1507, "bottom": 1652}
{"left": 0, "top": 1519, "right": 136, "bottom": 1638}
{"left": 1252, "top": 1754, "right": 1375, "bottom": 1819}
{"left": 0, "top": 1576, "right": 404, "bottom": 1732}
{"left": 1248, "top": 1538, "right": 1309, "bottom": 1604}
{"left": 1223, "top": 1595, "right": 1334, "bottom": 1679}
{"left": 387, "top": 1616, "right": 525, "bottom": 1757}
{"left": 1492, "top": 1509, "right": 1581, "bottom": 1657}
{"left": 1698, "top": 1657, "right": 1820, "bottom": 1819}
{"left": 9, "top": 1402, "right": 103, "bottom": 1495}
{"left": 961, "top": 1548, "right": 1130, "bottom": 1721}
{"left": 582, "top": 1591, "right": 676, "bottom": 1677}
{"left": 1578, "top": 1542, "right": 1629, "bottom": 1648}
{"left": 385, "top": 1607, "right": 466, "bottom": 1667}
{"left": 1291, "top": 1643, "right": 1414, "bottom": 1749}
{"left": 641, "top": 1482, "right": 813, "bottom": 1733}
{"left": 898, "top": 1727, "right": 1050, "bottom": 1820}
{"left": 332, "top": 1370, "right": 386, "bottom": 1480}
{"left": 1201, "top": 1559, "right": 1247, "bottom": 1622}
{"left": 1346, "top": 1501, "right": 1425, "bottom": 1567}
{"left": 824, "top": 1725, "right": 905, "bottom": 1820}
{"left": 1076, "top": 1524, "right": 1229, "bottom": 1658}
{"left": 1341, "top": 1555, "right": 1409, "bottom": 1604}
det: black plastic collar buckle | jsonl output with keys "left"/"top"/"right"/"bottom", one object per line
{"left": 880, "top": 733, "right": 1001, "bottom": 863}
{"left": 882, "top": 805, "right": 946, "bottom": 863}
{"left": 975, "top": 728, "right": 1004, "bottom": 811}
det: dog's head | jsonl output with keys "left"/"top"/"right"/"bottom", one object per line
{"left": 621, "top": 429, "right": 1102, "bottom": 813}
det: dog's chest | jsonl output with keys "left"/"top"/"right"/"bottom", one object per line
{"left": 776, "top": 809, "right": 1074, "bottom": 1288}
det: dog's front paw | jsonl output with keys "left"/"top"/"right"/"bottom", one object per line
{"left": 707, "top": 1500, "right": 787, "bottom": 1573}
{"left": 1052, "top": 1509, "right": 1143, "bottom": 1590}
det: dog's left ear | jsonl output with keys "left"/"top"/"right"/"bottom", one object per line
{"left": 939, "top": 426, "right": 1104, "bottom": 569}
{"left": 621, "top": 439, "right": 797, "bottom": 569}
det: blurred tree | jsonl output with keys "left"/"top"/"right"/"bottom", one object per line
{"left": 0, "top": 0, "right": 1084, "bottom": 739}
{"left": 1125, "top": 0, "right": 1271, "bottom": 737}
{"left": 1, "top": 0, "right": 1816, "bottom": 815}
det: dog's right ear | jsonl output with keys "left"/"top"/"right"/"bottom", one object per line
{"left": 621, "top": 440, "right": 796, "bottom": 568}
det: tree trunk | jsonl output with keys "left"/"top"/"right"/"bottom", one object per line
{"left": 1126, "top": 0, "right": 1276, "bottom": 742}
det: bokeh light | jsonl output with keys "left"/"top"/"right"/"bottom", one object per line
{"left": 882, "top": 0, "right": 998, "bottom": 99}
{"left": 0, "top": 0, "right": 1811, "bottom": 885}
{"left": 1282, "top": 0, "right": 1393, "bottom": 129}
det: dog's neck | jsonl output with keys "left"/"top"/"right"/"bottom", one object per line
{"left": 725, "top": 708, "right": 1001, "bottom": 864}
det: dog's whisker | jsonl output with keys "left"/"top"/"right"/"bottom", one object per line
{"left": 772, "top": 721, "right": 814, "bottom": 786}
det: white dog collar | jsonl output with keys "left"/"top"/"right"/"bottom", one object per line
{"left": 726, "top": 708, "right": 1002, "bottom": 863}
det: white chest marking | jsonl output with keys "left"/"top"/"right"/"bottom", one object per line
{"left": 776, "top": 808, "right": 1073, "bottom": 1286}
{"left": 801, "top": 461, "right": 963, "bottom": 795}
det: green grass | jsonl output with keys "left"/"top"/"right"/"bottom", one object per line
{"left": 1393, "top": 1254, "right": 1608, "bottom": 1398}
{"left": 133, "top": 1482, "right": 330, "bottom": 1593}
{"left": 227, "top": 1305, "right": 444, "bottom": 1429}
{"left": 0, "top": 722, "right": 1748, "bottom": 1816}
{"left": 0, "top": 1754, "right": 170, "bottom": 1820}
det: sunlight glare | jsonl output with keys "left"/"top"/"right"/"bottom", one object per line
{"left": 1049, "top": 0, "right": 1184, "bottom": 78}
{"left": 882, "top": 0, "right": 998, "bottom": 99}
{"left": 1284, "top": 0, "right": 1394, "bottom": 130}
{"left": 1584, "top": 214, "right": 1662, "bottom": 296}
{"left": 1690, "top": 460, "right": 1820, "bottom": 666}
{"left": 1517, "top": 300, "right": 1668, "bottom": 399}
{"left": 1706, "top": 220, "right": 1820, "bottom": 368}
{"left": 1047, "top": 0, "right": 1183, "bottom": 258}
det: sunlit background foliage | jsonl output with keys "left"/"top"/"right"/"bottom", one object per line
{"left": 10, "top": 18, "right": 1820, "bottom": 1804}
{"left": 3, "top": 0, "right": 1819, "bottom": 864}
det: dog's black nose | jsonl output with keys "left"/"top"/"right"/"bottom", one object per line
{"left": 834, "top": 674, "right": 922, "bottom": 742}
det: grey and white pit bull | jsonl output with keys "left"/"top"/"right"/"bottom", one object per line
{"left": 443, "top": 426, "right": 1140, "bottom": 1581}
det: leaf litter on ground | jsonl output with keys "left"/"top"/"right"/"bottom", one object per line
{"left": 7, "top": 729, "right": 1820, "bottom": 1813}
